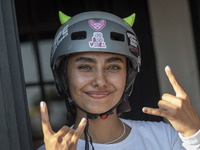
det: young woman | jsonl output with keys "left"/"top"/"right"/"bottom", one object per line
{"left": 39, "top": 11, "right": 200, "bottom": 150}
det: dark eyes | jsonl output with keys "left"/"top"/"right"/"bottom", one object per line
{"left": 78, "top": 65, "right": 91, "bottom": 70}
{"left": 107, "top": 65, "right": 120, "bottom": 70}
{"left": 78, "top": 65, "right": 121, "bottom": 71}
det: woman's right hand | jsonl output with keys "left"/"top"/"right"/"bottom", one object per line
{"left": 40, "top": 101, "right": 87, "bottom": 150}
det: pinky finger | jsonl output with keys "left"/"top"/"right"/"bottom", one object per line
{"left": 142, "top": 107, "right": 167, "bottom": 118}
{"left": 71, "top": 118, "right": 87, "bottom": 143}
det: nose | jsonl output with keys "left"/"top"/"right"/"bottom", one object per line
{"left": 92, "top": 69, "right": 108, "bottom": 88}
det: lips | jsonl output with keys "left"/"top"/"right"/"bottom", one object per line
{"left": 85, "top": 91, "right": 112, "bottom": 99}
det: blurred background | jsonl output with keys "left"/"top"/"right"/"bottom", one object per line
{"left": 13, "top": 0, "right": 200, "bottom": 149}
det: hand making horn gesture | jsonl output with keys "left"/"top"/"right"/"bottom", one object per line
{"left": 40, "top": 101, "right": 87, "bottom": 150}
{"left": 143, "top": 66, "right": 200, "bottom": 137}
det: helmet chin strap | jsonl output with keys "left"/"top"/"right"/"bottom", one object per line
{"left": 69, "top": 95, "right": 124, "bottom": 120}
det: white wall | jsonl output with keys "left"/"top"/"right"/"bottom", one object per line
{"left": 147, "top": 0, "right": 200, "bottom": 115}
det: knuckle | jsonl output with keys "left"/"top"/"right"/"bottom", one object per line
{"left": 173, "top": 99, "right": 185, "bottom": 112}
{"left": 178, "top": 92, "right": 188, "bottom": 99}
{"left": 155, "top": 109, "right": 165, "bottom": 117}
{"left": 64, "top": 125, "right": 70, "bottom": 129}
{"left": 42, "top": 118, "right": 49, "bottom": 124}
{"left": 56, "top": 136, "right": 63, "bottom": 143}
{"left": 73, "top": 130, "right": 80, "bottom": 138}
{"left": 161, "top": 93, "right": 167, "bottom": 99}
{"left": 177, "top": 98, "right": 186, "bottom": 107}
{"left": 159, "top": 110, "right": 166, "bottom": 117}
{"left": 66, "top": 129, "right": 75, "bottom": 137}
{"left": 158, "top": 100, "right": 162, "bottom": 105}
{"left": 62, "top": 125, "right": 70, "bottom": 132}
{"left": 174, "top": 107, "right": 180, "bottom": 114}
{"left": 70, "top": 129, "right": 75, "bottom": 133}
{"left": 161, "top": 93, "right": 171, "bottom": 100}
{"left": 158, "top": 100, "right": 164, "bottom": 107}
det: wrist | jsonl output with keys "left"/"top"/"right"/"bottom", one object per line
{"left": 179, "top": 128, "right": 200, "bottom": 138}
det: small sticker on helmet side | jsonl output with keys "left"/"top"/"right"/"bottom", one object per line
{"left": 127, "top": 31, "right": 139, "bottom": 56}
{"left": 89, "top": 32, "right": 106, "bottom": 48}
{"left": 88, "top": 19, "right": 106, "bottom": 31}
{"left": 51, "top": 24, "right": 69, "bottom": 57}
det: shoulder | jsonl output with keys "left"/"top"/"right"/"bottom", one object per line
{"left": 121, "top": 119, "right": 184, "bottom": 149}
{"left": 121, "top": 118, "right": 173, "bottom": 131}
{"left": 121, "top": 118, "right": 179, "bottom": 143}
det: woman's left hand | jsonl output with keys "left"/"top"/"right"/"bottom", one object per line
{"left": 143, "top": 66, "right": 200, "bottom": 137}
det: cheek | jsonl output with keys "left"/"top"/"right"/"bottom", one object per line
{"left": 109, "top": 73, "right": 126, "bottom": 90}
{"left": 68, "top": 72, "right": 90, "bottom": 94}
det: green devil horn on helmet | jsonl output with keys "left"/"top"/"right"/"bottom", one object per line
{"left": 59, "top": 11, "right": 71, "bottom": 25}
{"left": 123, "top": 13, "right": 136, "bottom": 27}
{"left": 59, "top": 11, "right": 135, "bottom": 26}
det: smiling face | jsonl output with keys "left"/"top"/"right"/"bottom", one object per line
{"left": 67, "top": 52, "right": 127, "bottom": 114}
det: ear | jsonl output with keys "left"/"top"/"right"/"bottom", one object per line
{"left": 123, "top": 13, "right": 136, "bottom": 27}
{"left": 59, "top": 11, "right": 71, "bottom": 25}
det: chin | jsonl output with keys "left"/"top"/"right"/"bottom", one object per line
{"left": 84, "top": 104, "right": 114, "bottom": 114}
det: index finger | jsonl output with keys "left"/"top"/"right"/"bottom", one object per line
{"left": 40, "top": 101, "right": 54, "bottom": 137}
{"left": 165, "top": 66, "right": 186, "bottom": 97}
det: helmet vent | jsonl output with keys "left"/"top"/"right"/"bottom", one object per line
{"left": 110, "top": 32, "right": 124, "bottom": 42}
{"left": 71, "top": 31, "right": 86, "bottom": 40}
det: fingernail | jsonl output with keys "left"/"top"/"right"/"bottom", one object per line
{"left": 40, "top": 101, "right": 45, "bottom": 107}
{"left": 143, "top": 108, "right": 148, "bottom": 113}
{"left": 165, "top": 65, "right": 171, "bottom": 71}
{"left": 81, "top": 118, "right": 87, "bottom": 123}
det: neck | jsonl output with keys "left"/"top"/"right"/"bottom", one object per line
{"left": 73, "top": 108, "right": 130, "bottom": 144}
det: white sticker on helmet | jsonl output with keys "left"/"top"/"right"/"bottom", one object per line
{"left": 52, "top": 24, "right": 69, "bottom": 57}
{"left": 127, "top": 31, "right": 139, "bottom": 56}
{"left": 88, "top": 19, "right": 106, "bottom": 31}
{"left": 89, "top": 32, "right": 106, "bottom": 48}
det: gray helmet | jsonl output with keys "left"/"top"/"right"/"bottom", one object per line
{"left": 51, "top": 11, "right": 141, "bottom": 99}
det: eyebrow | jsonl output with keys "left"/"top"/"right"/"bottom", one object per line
{"left": 75, "top": 56, "right": 124, "bottom": 63}
{"left": 75, "top": 57, "right": 96, "bottom": 63}
{"left": 105, "top": 57, "right": 124, "bottom": 63}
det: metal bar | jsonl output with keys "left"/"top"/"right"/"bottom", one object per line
{"left": 0, "top": 0, "right": 33, "bottom": 149}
